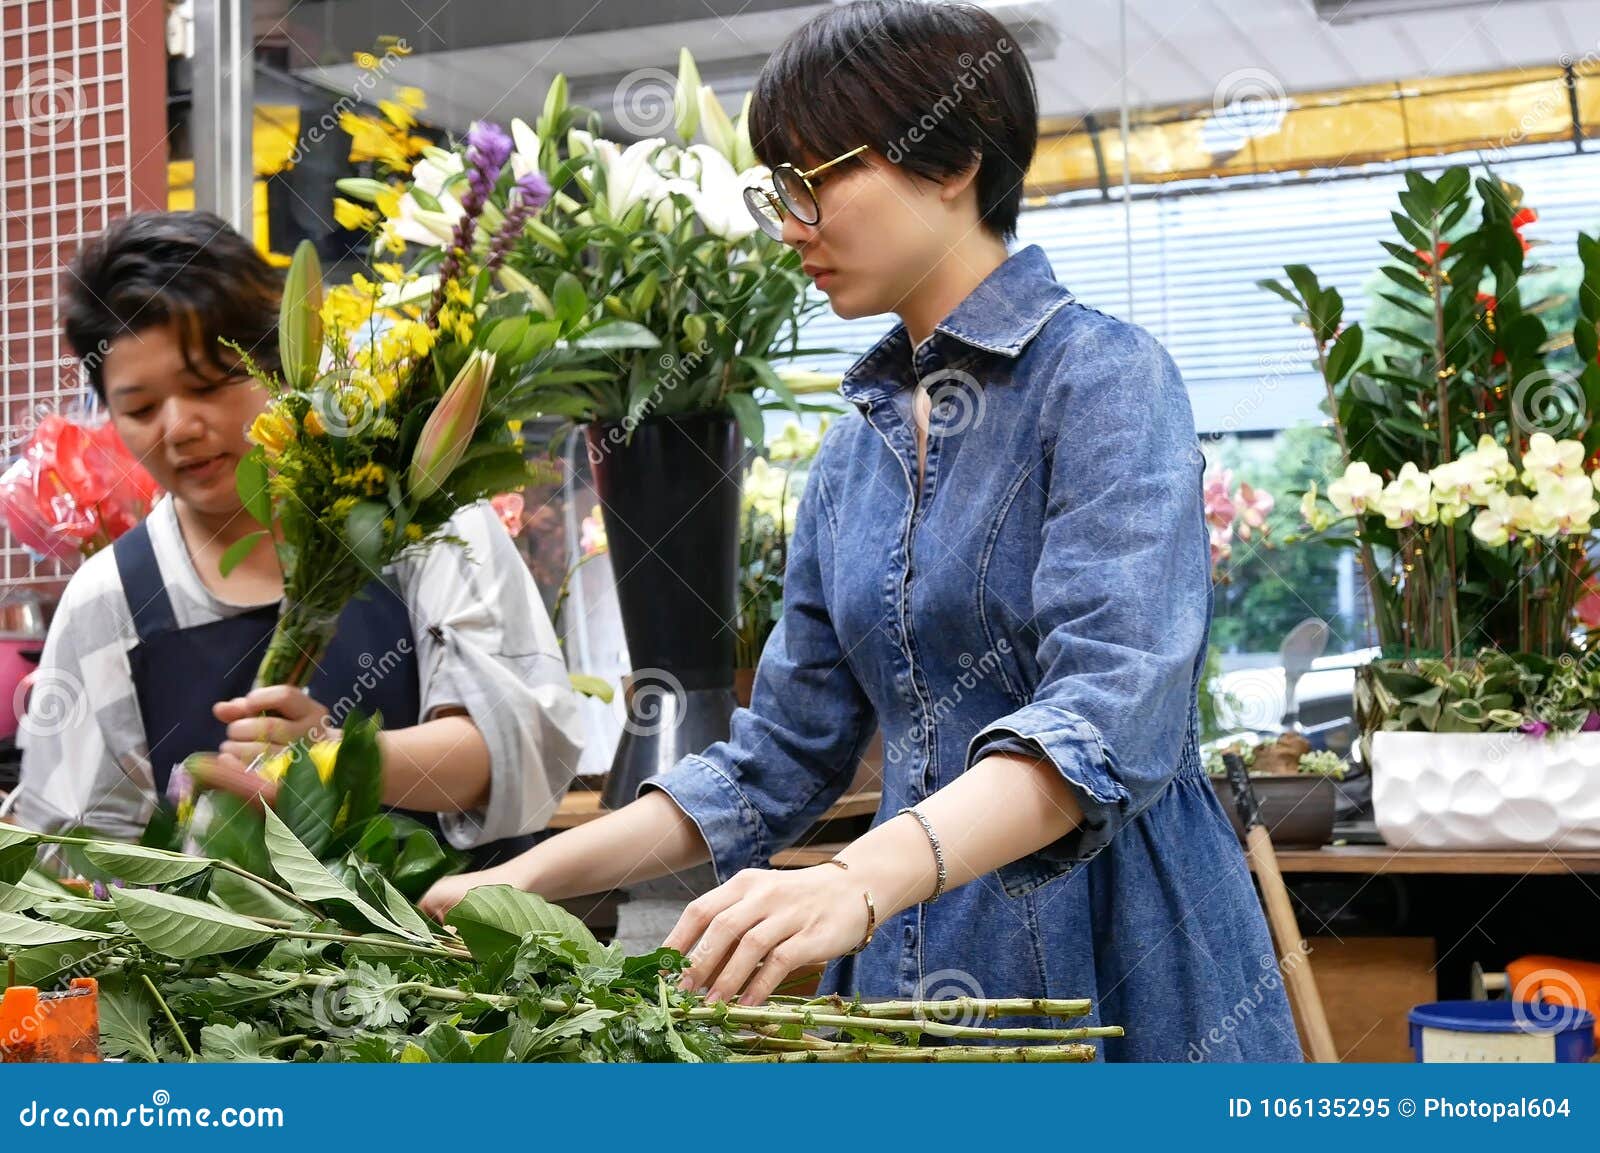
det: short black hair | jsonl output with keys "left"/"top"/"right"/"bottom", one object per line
{"left": 62, "top": 210, "right": 282, "bottom": 399}
{"left": 749, "top": 0, "right": 1037, "bottom": 240}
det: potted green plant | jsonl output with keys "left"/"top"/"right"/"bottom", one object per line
{"left": 1267, "top": 167, "right": 1600, "bottom": 849}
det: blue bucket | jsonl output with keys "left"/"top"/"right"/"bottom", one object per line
{"left": 1409, "top": 1000, "right": 1596, "bottom": 1063}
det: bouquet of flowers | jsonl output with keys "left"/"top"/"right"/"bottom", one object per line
{"left": 336, "top": 49, "right": 835, "bottom": 454}
{"left": 0, "top": 413, "right": 160, "bottom": 566}
{"left": 234, "top": 119, "right": 631, "bottom": 689}
{"left": 1266, "top": 167, "right": 1600, "bottom": 661}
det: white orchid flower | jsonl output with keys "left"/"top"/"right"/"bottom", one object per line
{"left": 1327, "top": 460, "right": 1384, "bottom": 517}
{"left": 1375, "top": 462, "right": 1437, "bottom": 529}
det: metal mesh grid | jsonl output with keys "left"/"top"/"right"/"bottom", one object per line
{"left": 2, "top": 0, "right": 132, "bottom": 592}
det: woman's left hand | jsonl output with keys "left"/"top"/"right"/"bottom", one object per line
{"left": 213, "top": 684, "right": 335, "bottom": 770}
{"left": 664, "top": 864, "right": 873, "bottom": 1006}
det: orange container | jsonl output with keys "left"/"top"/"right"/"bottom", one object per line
{"left": 0, "top": 977, "right": 102, "bottom": 1062}
{"left": 1506, "top": 955, "right": 1600, "bottom": 1043}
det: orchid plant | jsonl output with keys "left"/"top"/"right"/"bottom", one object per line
{"left": 338, "top": 49, "right": 835, "bottom": 453}
{"left": 1204, "top": 467, "right": 1275, "bottom": 582}
{"left": 1266, "top": 167, "right": 1600, "bottom": 664}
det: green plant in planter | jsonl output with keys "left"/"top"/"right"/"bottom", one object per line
{"left": 1354, "top": 649, "right": 1600, "bottom": 738}
{"left": 1264, "top": 167, "right": 1600, "bottom": 661}
{"left": 346, "top": 51, "right": 837, "bottom": 454}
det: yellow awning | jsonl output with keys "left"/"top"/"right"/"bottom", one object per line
{"left": 1028, "top": 62, "right": 1600, "bottom": 197}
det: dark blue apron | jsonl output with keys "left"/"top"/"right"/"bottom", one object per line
{"left": 113, "top": 520, "right": 536, "bottom": 869}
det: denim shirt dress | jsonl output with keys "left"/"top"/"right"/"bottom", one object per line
{"left": 643, "top": 246, "right": 1302, "bottom": 1062}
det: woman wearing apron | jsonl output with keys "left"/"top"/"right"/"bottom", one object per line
{"left": 10, "top": 212, "right": 584, "bottom": 870}
{"left": 422, "top": 1, "right": 1301, "bottom": 1061}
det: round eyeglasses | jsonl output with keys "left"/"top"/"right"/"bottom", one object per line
{"left": 742, "top": 145, "right": 869, "bottom": 240}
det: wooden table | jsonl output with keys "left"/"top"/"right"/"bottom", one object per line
{"left": 1272, "top": 845, "right": 1600, "bottom": 875}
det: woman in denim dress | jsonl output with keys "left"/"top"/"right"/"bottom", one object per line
{"left": 425, "top": 0, "right": 1302, "bottom": 1062}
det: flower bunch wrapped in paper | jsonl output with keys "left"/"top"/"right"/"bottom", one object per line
{"left": 0, "top": 413, "right": 160, "bottom": 565}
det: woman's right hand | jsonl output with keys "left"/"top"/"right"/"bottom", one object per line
{"left": 419, "top": 861, "right": 526, "bottom": 922}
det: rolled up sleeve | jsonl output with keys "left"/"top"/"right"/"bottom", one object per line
{"left": 407, "top": 502, "right": 585, "bottom": 849}
{"left": 643, "top": 445, "right": 876, "bottom": 885}
{"left": 967, "top": 322, "right": 1211, "bottom": 896}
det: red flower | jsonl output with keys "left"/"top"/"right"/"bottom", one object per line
{"left": 1477, "top": 292, "right": 1498, "bottom": 313}
{"left": 1510, "top": 207, "right": 1537, "bottom": 253}
{"left": 1416, "top": 241, "right": 1452, "bottom": 267}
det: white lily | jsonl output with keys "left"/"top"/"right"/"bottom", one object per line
{"left": 593, "top": 138, "right": 675, "bottom": 219}
{"left": 698, "top": 86, "right": 738, "bottom": 161}
{"left": 680, "top": 145, "right": 767, "bottom": 241}
{"left": 510, "top": 117, "right": 542, "bottom": 182}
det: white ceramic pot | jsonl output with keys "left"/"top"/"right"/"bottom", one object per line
{"left": 1370, "top": 731, "right": 1600, "bottom": 850}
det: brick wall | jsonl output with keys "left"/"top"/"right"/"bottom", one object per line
{"left": 1, "top": 0, "right": 166, "bottom": 591}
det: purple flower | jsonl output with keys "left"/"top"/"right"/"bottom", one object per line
{"left": 467, "top": 120, "right": 513, "bottom": 176}
{"left": 91, "top": 881, "right": 108, "bottom": 901}
{"left": 1583, "top": 713, "right": 1600, "bottom": 733}
{"left": 514, "top": 169, "right": 552, "bottom": 212}
{"left": 1520, "top": 719, "right": 1551, "bottom": 737}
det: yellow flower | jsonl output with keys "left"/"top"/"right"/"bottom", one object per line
{"left": 248, "top": 408, "right": 296, "bottom": 457}
{"left": 395, "top": 86, "right": 426, "bottom": 111}
{"left": 259, "top": 749, "right": 292, "bottom": 784}
{"left": 335, "top": 461, "right": 389, "bottom": 495}
{"left": 304, "top": 408, "right": 326, "bottom": 437}
{"left": 353, "top": 50, "right": 379, "bottom": 70}
{"left": 330, "top": 495, "right": 359, "bottom": 519}
{"left": 307, "top": 739, "right": 340, "bottom": 785}
{"left": 373, "top": 261, "right": 405, "bottom": 283}
{"left": 405, "top": 523, "right": 424, "bottom": 542}
{"left": 375, "top": 185, "right": 402, "bottom": 220}
{"left": 333, "top": 197, "right": 379, "bottom": 232}
{"left": 379, "top": 99, "right": 417, "bottom": 131}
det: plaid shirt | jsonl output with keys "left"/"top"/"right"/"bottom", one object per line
{"left": 10, "top": 496, "right": 584, "bottom": 848}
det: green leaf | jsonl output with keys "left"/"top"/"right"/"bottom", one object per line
{"left": 1324, "top": 326, "right": 1365, "bottom": 384}
{"left": 82, "top": 842, "right": 213, "bottom": 886}
{"left": 334, "top": 710, "right": 383, "bottom": 829}
{"left": 2, "top": 939, "right": 106, "bottom": 990}
{"left": 553, "top": 272, "right": 588, "bottom": 328}
{"left": 568, "top": 673, "right": 614, "bottom": 702}
{"left": 446, "top": 885, "right": 606, "bottom": 966}
{"left": 739, "top": 355, "right": 799, "bottom": 413}
{"left": 34, "top": 899, "right": 119, "bottom": 932}
{"left": 235, "top": 449, "right": 273, "bottom": 527}
{"left": 0, "top": 910, "right": 111, "bottom": 947}
{"left": 260, "top": 807, "right": 423, "bottom": 940}
{"left": 0, "top": 825, "right": 40, "bottom": 887}
{"left": 420, "top": 1022, "right": 476, "bottom": 1063}
{"left": 344, "top": 501, "right": 389, "bottom": 576}
{"left": 109, "top": 887, "right": 273, "bottom": 959}
{"left": 726, "top": 391, "right": 765, "bottom": 451}
{"left": 218, "top": 529, "right": 269, "bottom": 577}
{"left": 572, "top": 321, "right": 661, "bottom": 351}
{"left": 439, "top": 448, "right": 532, "bottom": 505}
{"left": 97, "top": 976, "right": 159, "bottom": 1062}
{"left": 208, "top": 869, "right": 304, "bottom": 922}
{"left": 276, "top": 744, "right": 340, "bottom": 858}
{"left": 197, "top": 793, "right": 270, "bottom": 879}
{"left": 200, "top": 1022, "right": 285, "bottom": 1063}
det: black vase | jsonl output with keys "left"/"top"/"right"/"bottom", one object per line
{"left": 585, "top": 413, "right": 743, "bottom": 809}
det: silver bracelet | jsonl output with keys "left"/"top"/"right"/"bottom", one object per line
{"left": 898, "top": 805, "right": 947, "bottom": 902}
